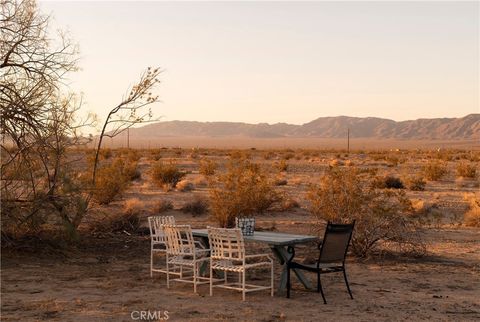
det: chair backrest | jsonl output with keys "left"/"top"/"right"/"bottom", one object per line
{"left": 318, "top": 221, "right": 355, "bottom": 264}
{"left": 208, "top": 227, "right": 245, "bottom": 261}
{"left": 148, "top": 216, "right": 175, "bottom": 243}
{"left": 163, "top": 224, "right": 196, "bottom": 256}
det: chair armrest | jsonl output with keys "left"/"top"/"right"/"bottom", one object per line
{"left": 195, "top": 248, "right": 211, "bottom": 253}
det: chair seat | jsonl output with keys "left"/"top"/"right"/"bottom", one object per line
{"left": 289, "top": 261, "right": 343, "bottom": 272}
{"left": 211, "top": 259, "right": 271, "bottom": 272}
{"left": 168, "top": 254, "right": 210, "bottom": 266}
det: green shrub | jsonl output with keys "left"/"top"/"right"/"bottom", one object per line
{"left": 308, "top": 167, "right": 424, "bottom": 257}
{"left": 209, "top": 158, "right": 281, "bottom": 228}
{"left": 182, "top": 197, "right": 209, "bottom": 216}
{"left": 373, "top": 176, "right": 404, "bottom": 189}
{"left": 456, "top": 161, "right": 477, "bottom": 179}
{"left": 151, "top": 161, "right": 186, "bottom": 189}
{"left": 199, "top": 159, "right": 217, "bottom": 176}
{"left": 154, "top": 199, "right": 174, "bottom": 213}
{"left": 92, "top": 162, "right": 129, "bottom": 204}
{"left": 276, "top": 159, "right": 288, "bottom": 172}
{"left": 404, "top": 175, "right": 427, "bottom": 191}
{"left": 464, "top": 194, "right": 480, "bottom": 227}
{"left": 422, "top": 160, "right": 448, "bottom": 181}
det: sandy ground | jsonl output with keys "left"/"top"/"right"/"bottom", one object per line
{"left": 2, "top": 213, "right": 479, "bottom": 322}
{"left": 2, "top": 150, "right": 480, "bottom": 321}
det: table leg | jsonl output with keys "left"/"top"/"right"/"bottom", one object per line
{"left": 271, "top": 245, "right": 313, "bottom": 292}
{"left": 196, "top": 236, "right": 224, "bottom": 279}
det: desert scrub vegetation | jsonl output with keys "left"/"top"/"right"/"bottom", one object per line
{"left": 150, "top": 161, "right": 186, "bottom": 190}
{"left": 456, "top": 161, "right": 477, "bottom": 179}
{"left": 209, "top": 158, "right": 281, "bottom": 227}
{"left": 422, "top": 160, "right": 448, "bottom": 181}
{"left": 464, "top": 194, "right": 480, "bottom": 227}
{"left": 176, "top": 179, "right": 194, "bottom": 192}
{"left": 199, "top": 158, "right": 217, "bottom": 176}
{"left": 403, "top": 174, "right": 427, "bottom": 191}
{"left": 182, "top": 197, "right": 209, "bottom": 216}
{"left": 275, "top": 159, "right": 288, "bottom": 172}
{"left": 92, "top": 198, "right": 143, "bottom": 234}
{"left": 308, "top": 166, "right": 424, "bottom": 257}
{"left": 373, "top": 176, "right": 404, "bottom": 189}
{"left": 154, "top": 199, "right": 174, "bottom": 213}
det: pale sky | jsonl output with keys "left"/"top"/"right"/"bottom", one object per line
{"left": 40, "top": 1, "right": 479, "bottom": 130}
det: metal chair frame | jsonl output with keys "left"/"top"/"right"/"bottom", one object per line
{"left": 208, "top": 227, "right": 274, "bottom": 301}
{"left": 148, "top": 216, "right": 180, "bottom": 277}
{"left": 286, "top": 221, "right": 355, "bottom": 303}
{"left": 163, "top": 224, "right": 218, "bottom": 293}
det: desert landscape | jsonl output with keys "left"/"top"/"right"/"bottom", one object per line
{"left": 2, "top": 0, "right": 479, "bottom": 321}
{"left": 2, "top": 147, "right": 480, "bottom": 321}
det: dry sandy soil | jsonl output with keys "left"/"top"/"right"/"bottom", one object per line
{"left": 2, "top": 149, "right": 480, "bottom": 321}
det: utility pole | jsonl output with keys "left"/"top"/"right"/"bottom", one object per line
{"left": 127, "top": 128, "right": 130, "bottom": 149}
{"left": 347, "top": 128, "right": 350, "bottom": 155}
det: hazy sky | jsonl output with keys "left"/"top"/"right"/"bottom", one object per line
{"left": 40, "top": 1, "right": 479, "bottom": 129}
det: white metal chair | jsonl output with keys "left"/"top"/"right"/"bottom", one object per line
{"left": 208, "top": 227, "right": 274, "bottom": 301}
{"left": 163, "top": 224, "right": 213, "bottom": 293}
{"left": 148, "top": 216, "right": 176, "bottom": 277}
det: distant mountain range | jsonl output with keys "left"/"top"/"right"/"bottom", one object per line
{"left": 128, "top": 114, "right": 480, "bottom": 140}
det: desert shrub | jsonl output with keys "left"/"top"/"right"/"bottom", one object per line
{"left": 150, "top": 161, "right": 186, "bottom": 189}
{"left": 278, "top": 198, "right": 300, "bottom": 211}
{"left": 276, "top": 159, "right": 288, "bottom": 172}
{"left": 154, "top": 199, "right": 174, "bottom": 213}
{"left": 182, "top": 197, "right": 208, "bottom": 216}
{"left": 209, "top": 158, "right": 281, "bottom": 227}
{"left": 422, "top": 160, "right": 448, "bottom": 181}
{"left": 329, "top": 159, "right": 343, "bottom": 167}
{"left": 263, "top": 151, "right": 276, "bottom": 160}
{"left": 122, "top": 160, "right": 141, "bottom": 181}
{"left": 199, "top": 159, "right": 217, "bottom": 176}
{"left": 98, "top": 199, "right": 143, "bottom": 233}
{"left": 283, "top": 152, "right": 295, "bottom": 160}
{"left": 411, "top": 199, "right": 443, "bottom": 227}
{"left": 100, "top": 148, "right": 112, "bottom": 160}
{"left": 92, "top": 163, "right": 128, "bottom": 204}
{"left": 176, "top": 179, "right": 194, "bottom": 192}
{"left": 403, "top": 175, "right": 426, "bottom": 191}
{"left": 456, "top": 161, "right": 477, "bottom": 179}
{"left": 464, "top": 194, "right": 480, "bottom": 227}
{"left": 126, "top": 149, "right": 141, "bottom": 162}
{"left": 308, "top": 167, "right": 424, "bottom": 257}
{"left": 274, "top": 178, "right": 288, "bottom": 186}
{"left": 373, "top": 176, "right": 404, "bottom": 189}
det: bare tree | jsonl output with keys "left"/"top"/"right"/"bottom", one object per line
{"left": 1, "top": 0, "right": 162, "bottom": 239}
{"left": 0, "top": 0, "right": 90, "bottom": 238}
{"left": 91, "top": 68, "right": 161, "bottom": 185}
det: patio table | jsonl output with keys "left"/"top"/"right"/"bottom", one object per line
{"left": 192, "top": 229, "right": 318, "bottom": 292}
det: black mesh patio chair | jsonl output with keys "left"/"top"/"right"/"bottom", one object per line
{"left": 286, "top": 221, "right": 355, "bottom": 303}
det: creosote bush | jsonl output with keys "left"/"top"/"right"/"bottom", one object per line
{"left": 154, "top": 199, "right": 174, "bottom": 213}
{"left": 422, "top": 160, "right": 448, "bottom": 181}
{"left": 308, "top": 166, "right": 424, "bottom": 257}
{"left": 150, "top": 161, "right": 186, "bottom": 190}
{"left": 456, "top": 161, "right": 477, "bottom": 179}
{"left": 464, "top": 193, "right": 480, "bottom": 227}
{"left": 182, "top": 198, "right": 209, "bottom": 216}
{"left": 403, "top": 175, "right": 427, "bottom": 191}
{"left": 209, "top": 158, "right": 281, "bottom": 228}
{"left": 199, "top": 159, "right": 217, "bottom": 176}
{"left": 373, "top": 176, "right": 404, "bottom": 189}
